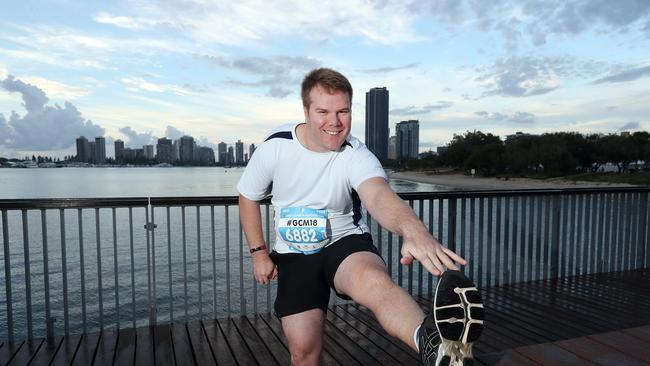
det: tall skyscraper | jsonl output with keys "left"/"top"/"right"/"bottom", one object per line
{"left": 143, "top": 145, "right": 154, "bottom": 160}
{"left": 198, "top": 147, "right": 215, "bottom": 165}
{"left": 114, "top": 139, "right": 125, "bottom": 162}
{"left": 396, "top": 120, "right": 419, "bottom": 159}
{"left": 156, "top": 138, "right": 173, "bottom": 163}
{"left": 235, "top": 140, "right": 244, "bottom": 164}
{"left": 227, "top": 146, "right": 234, "bottom": 166}
{"left": 89, "top": 141, "right": 96, "bottom": 163}
{"left": 218, "top": 142, "right": 228, "bottom": 165}
{"left": 365, "top": 87, "right": 389, "bottom": 160}
{"left": 179, "top": 136, "right": 194, "bottom": 163}
{"left": 95, "top": 137, "right": 106, "bottom": 164}
{"left": 76, "top": 136, "right": 90, "bottom": 162}
{"left": 388, "top": 136, "right": 397, "bottom": 160}
{"left": 249, "top": 143, "right": 256, "bottom": 160}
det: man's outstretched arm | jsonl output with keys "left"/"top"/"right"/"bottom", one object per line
{"left": 239, "top": 194, "right": 277, "bottom": 284}
{"left": 356, "top": 177, "right": 466, "bottom": 276}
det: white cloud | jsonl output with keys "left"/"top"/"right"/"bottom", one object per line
{"left": 108, "top": 0, "right": 421, "bottom": 45}
{"left": 0, "top": 75, "right": 105, "bottom": 150}
{"left": 19, "top": 77, "right": 90, "bottom": 100}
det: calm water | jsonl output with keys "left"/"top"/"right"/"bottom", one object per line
{"left": 0, "top": 167, "right": 452, "bottom": 341}
{"left": 0, "top": 167, "right": 452, "bottom": 199}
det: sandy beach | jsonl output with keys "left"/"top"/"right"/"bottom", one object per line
{"left": 390, "top": 171, "right": 634, "bottom": 190}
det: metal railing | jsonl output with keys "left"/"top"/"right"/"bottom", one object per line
{"left": 1, "top": 187, "right": 648, "bottom": 342}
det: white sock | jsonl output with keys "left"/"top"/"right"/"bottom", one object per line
{"left": 413, "top": 324, "right": 421, "bottom": 352}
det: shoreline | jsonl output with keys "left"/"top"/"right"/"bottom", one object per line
{"left": 389, "top": 171, "right": 635, "bottom": 190}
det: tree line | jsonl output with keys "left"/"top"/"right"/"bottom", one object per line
{"left": 385, "top": 131, "right": 650, "bottom": 177}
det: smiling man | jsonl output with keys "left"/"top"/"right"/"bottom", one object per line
{"left": 238, "top": 68, "right": 483, "bottom": 366}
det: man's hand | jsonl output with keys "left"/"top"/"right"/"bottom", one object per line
{"left": 400, "top": 227, "right": 466, "bottom": 276}
{"left": 357, "top": 177, "right": 468, "bottom": 277}
{"left": 252, "top": 252, "right": 277, "bottom": 284}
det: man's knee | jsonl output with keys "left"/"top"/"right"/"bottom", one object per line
{"left": 289, "top": 343, "right": 321, "bottom": 365}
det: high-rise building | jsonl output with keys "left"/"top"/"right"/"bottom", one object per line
{"left": 198, "top": 147, "right": 215, "bottom": 165}
{"left": 249, "top": 143, "right": 256, "bottom": 160}
{"left": 227, "top": 146, "right": 234, "bottom": 166}
{"left": 89, "top": 141, "right": 96, "bottom": 163}
{"left": 95, "top": 137, "right": 106, "bottom": 164}
{"left": 388, "top": 136, "right": 397, "bottom": 160}
{"left": 396, "top": 120, "right": 419, "bottom": 159}
{"left": 143, "top": 145, "right": 154, "bottom": 160}
{"left": 365, "top": 87, "right": 389, "bottom": 160}
{"left": 156, "top": 138, "right": 173, "bottom": 163}
{"left": 235, "top": 140, "right": 244, "bottom": 164}
{"left": 218, "top": 142, "right": 228, "bottom": 165}
{"left": 179, "top": 136, "right": 194, "bottom": 163}
{"left": 114, "top": 140, "right": 125, "bottom": 162}
{"left": 76, "top": 136, "right": 91, "bottom": 162}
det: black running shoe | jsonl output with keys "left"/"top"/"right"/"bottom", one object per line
{"left": 417, "top": 313, "right": 440, "bottom": 365}
{"left": 433, "top": 270, "right": 484, "bottom": 366}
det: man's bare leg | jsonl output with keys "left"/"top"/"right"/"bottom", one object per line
{"left": 333, "top": 251, "right": 425, "bottom": 351}
{"left": 281, "top": 308, "right": 325, "bottom": 366}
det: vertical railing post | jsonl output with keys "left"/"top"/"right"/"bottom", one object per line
{"left": 636, "top": 192, "right": 647, "bottom": 270}
{"left": 59, "top": 209, "right": 69, "bottom": 335}
{"left": 550, "top": 195, "right": 560, "bottom": 279}
{"left": 2, "top": 209, "right": 13, "bottom": 343}
{"left": 22, "top": 210, "right": 33, "bottom": 340}
{"left": 78, "top": 209, "right": 87, "bottom": 334}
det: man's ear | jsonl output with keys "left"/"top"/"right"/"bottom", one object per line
{"left": 303, "top": 106, "right": 309, "bottom": 122}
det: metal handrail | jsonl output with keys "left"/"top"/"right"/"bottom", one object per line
{"left": 1, "top": 187, "right": 648, "bottom": 343}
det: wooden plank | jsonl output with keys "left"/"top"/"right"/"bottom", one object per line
{"left": 589, "top": 330, "right": 650, "bottom": 363}
{"left": 27, "top": 337, "right": 62, "bottom": 365}
{"left": 215, "top": 318, "right": 257, "bottom": 365}
{"left": 247, "top": 315, "right": 291, "bottom": 365}
{"left": 323, "top": 316, "right": 380, "bottom": 365}
{"left": 49, "top": 335, "right": 83, "bottom": 366}
{"left": 259, "top": 313, "right": 342, "bottom": 366}
{"left": 91, "top": 330, "right": 118, "bottom": 366}
{"left": 113, "top": 328, "right": 136, "bottom": 365}
{"left": 516, "top": 342, "right": 598, "bottom": 365}
{"left": 171, "top": 323, "right": 196, "bottom": 365}
{"left": 135, "top": 326, "right": 155, "bottom": 365}
{"left": 186, "top": 320, "right": 216, "bottom": 365}
{"left": 623, "top": 325, "right": 650, "bottom": 343}
{"left": 325, "top": 310, "right": 406, "bottom": 365}
{"left": 71, "top": 333, "right": 101, "bottom": 366}
{"left": 330, "top": 305, "right": 419, "bottom": 365}
{"left": 344, "top": 303, "right": 416, "bottom": 356}
{"left": 231, "top": 316, "right": 279, "bottom": 365}
{"left": 0, "top": 341, "right": 23, "bottom": 365}
{"left": 555, "top": 335, "right": 648, "bottom": 366}
{"left": 6, "top": 339, "right": 42, "bottom": 365}
{"left": 476, "top": 350, "right": 541, "bottom": 366}
{"left": 152, "top": 324, "right": 173, "bottom": 365}
{"left": 200, "top": 319, "right": 237, "bottom": 366}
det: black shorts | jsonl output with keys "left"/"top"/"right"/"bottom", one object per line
{"left": 269, "top": 233, "right": 381, "bottom": 318}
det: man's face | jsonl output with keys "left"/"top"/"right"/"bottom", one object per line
{"left": 303, "top": 84, "right": 352, "bottom": 152}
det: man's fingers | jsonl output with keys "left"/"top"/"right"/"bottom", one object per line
{"left": 435, "top": 248, "right": 459, "bottom": 271}
{"left": 400, "top": 253, "right": 414, "bottom": 265}
{"left": 441, "top": 247, "right": 466, "bottom": 266}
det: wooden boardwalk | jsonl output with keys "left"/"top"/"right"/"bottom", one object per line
{"left": 1, "top": 269, "right": 648, "bottom": 365}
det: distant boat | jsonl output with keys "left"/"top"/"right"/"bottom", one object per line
{"left": 17, "top": 161, "right": 39, "bottom": 168}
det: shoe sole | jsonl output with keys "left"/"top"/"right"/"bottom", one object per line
{"left": 433, "top": 270, "right": 484, "bottom": 344}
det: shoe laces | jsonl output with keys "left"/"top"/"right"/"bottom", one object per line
{"left": 440, "top": 341, "right": 473, "bottom": 366}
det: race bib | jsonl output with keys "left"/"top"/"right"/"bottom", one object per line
{"left": 278, "top": 207, "right": 330, "bottom": 254}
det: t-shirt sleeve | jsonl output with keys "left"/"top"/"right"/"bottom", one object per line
{"left": 347, "top": 144, "right": 387, "bottom": 190}
{"left": 237, "top": 142, "right": 274, "bottom": 201}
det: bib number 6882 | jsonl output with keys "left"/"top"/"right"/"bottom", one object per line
{"left": 284, "top": 228, "right": 318, "bottom": 242}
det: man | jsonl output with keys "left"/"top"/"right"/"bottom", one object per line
{"left": 238, "top": 68, "right": 483, "bottom": 366}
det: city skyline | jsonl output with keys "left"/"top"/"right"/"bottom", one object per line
{"left": 1, "top": 1, "right": 649, "bottom": 159}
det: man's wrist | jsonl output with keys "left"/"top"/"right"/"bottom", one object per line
{"left": 249, "top": 244, "right": 267, "bottom": 254}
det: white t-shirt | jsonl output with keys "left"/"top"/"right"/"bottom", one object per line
{"left": 237, "top": 122, "right": 387, "bottom": 254}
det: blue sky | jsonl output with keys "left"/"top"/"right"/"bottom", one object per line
{"left": 1, "top": 0, "right": 649, "bottom": 158}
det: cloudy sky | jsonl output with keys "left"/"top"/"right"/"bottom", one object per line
{"left": 1, "top": 0, "right": 649, "bottom": 158}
